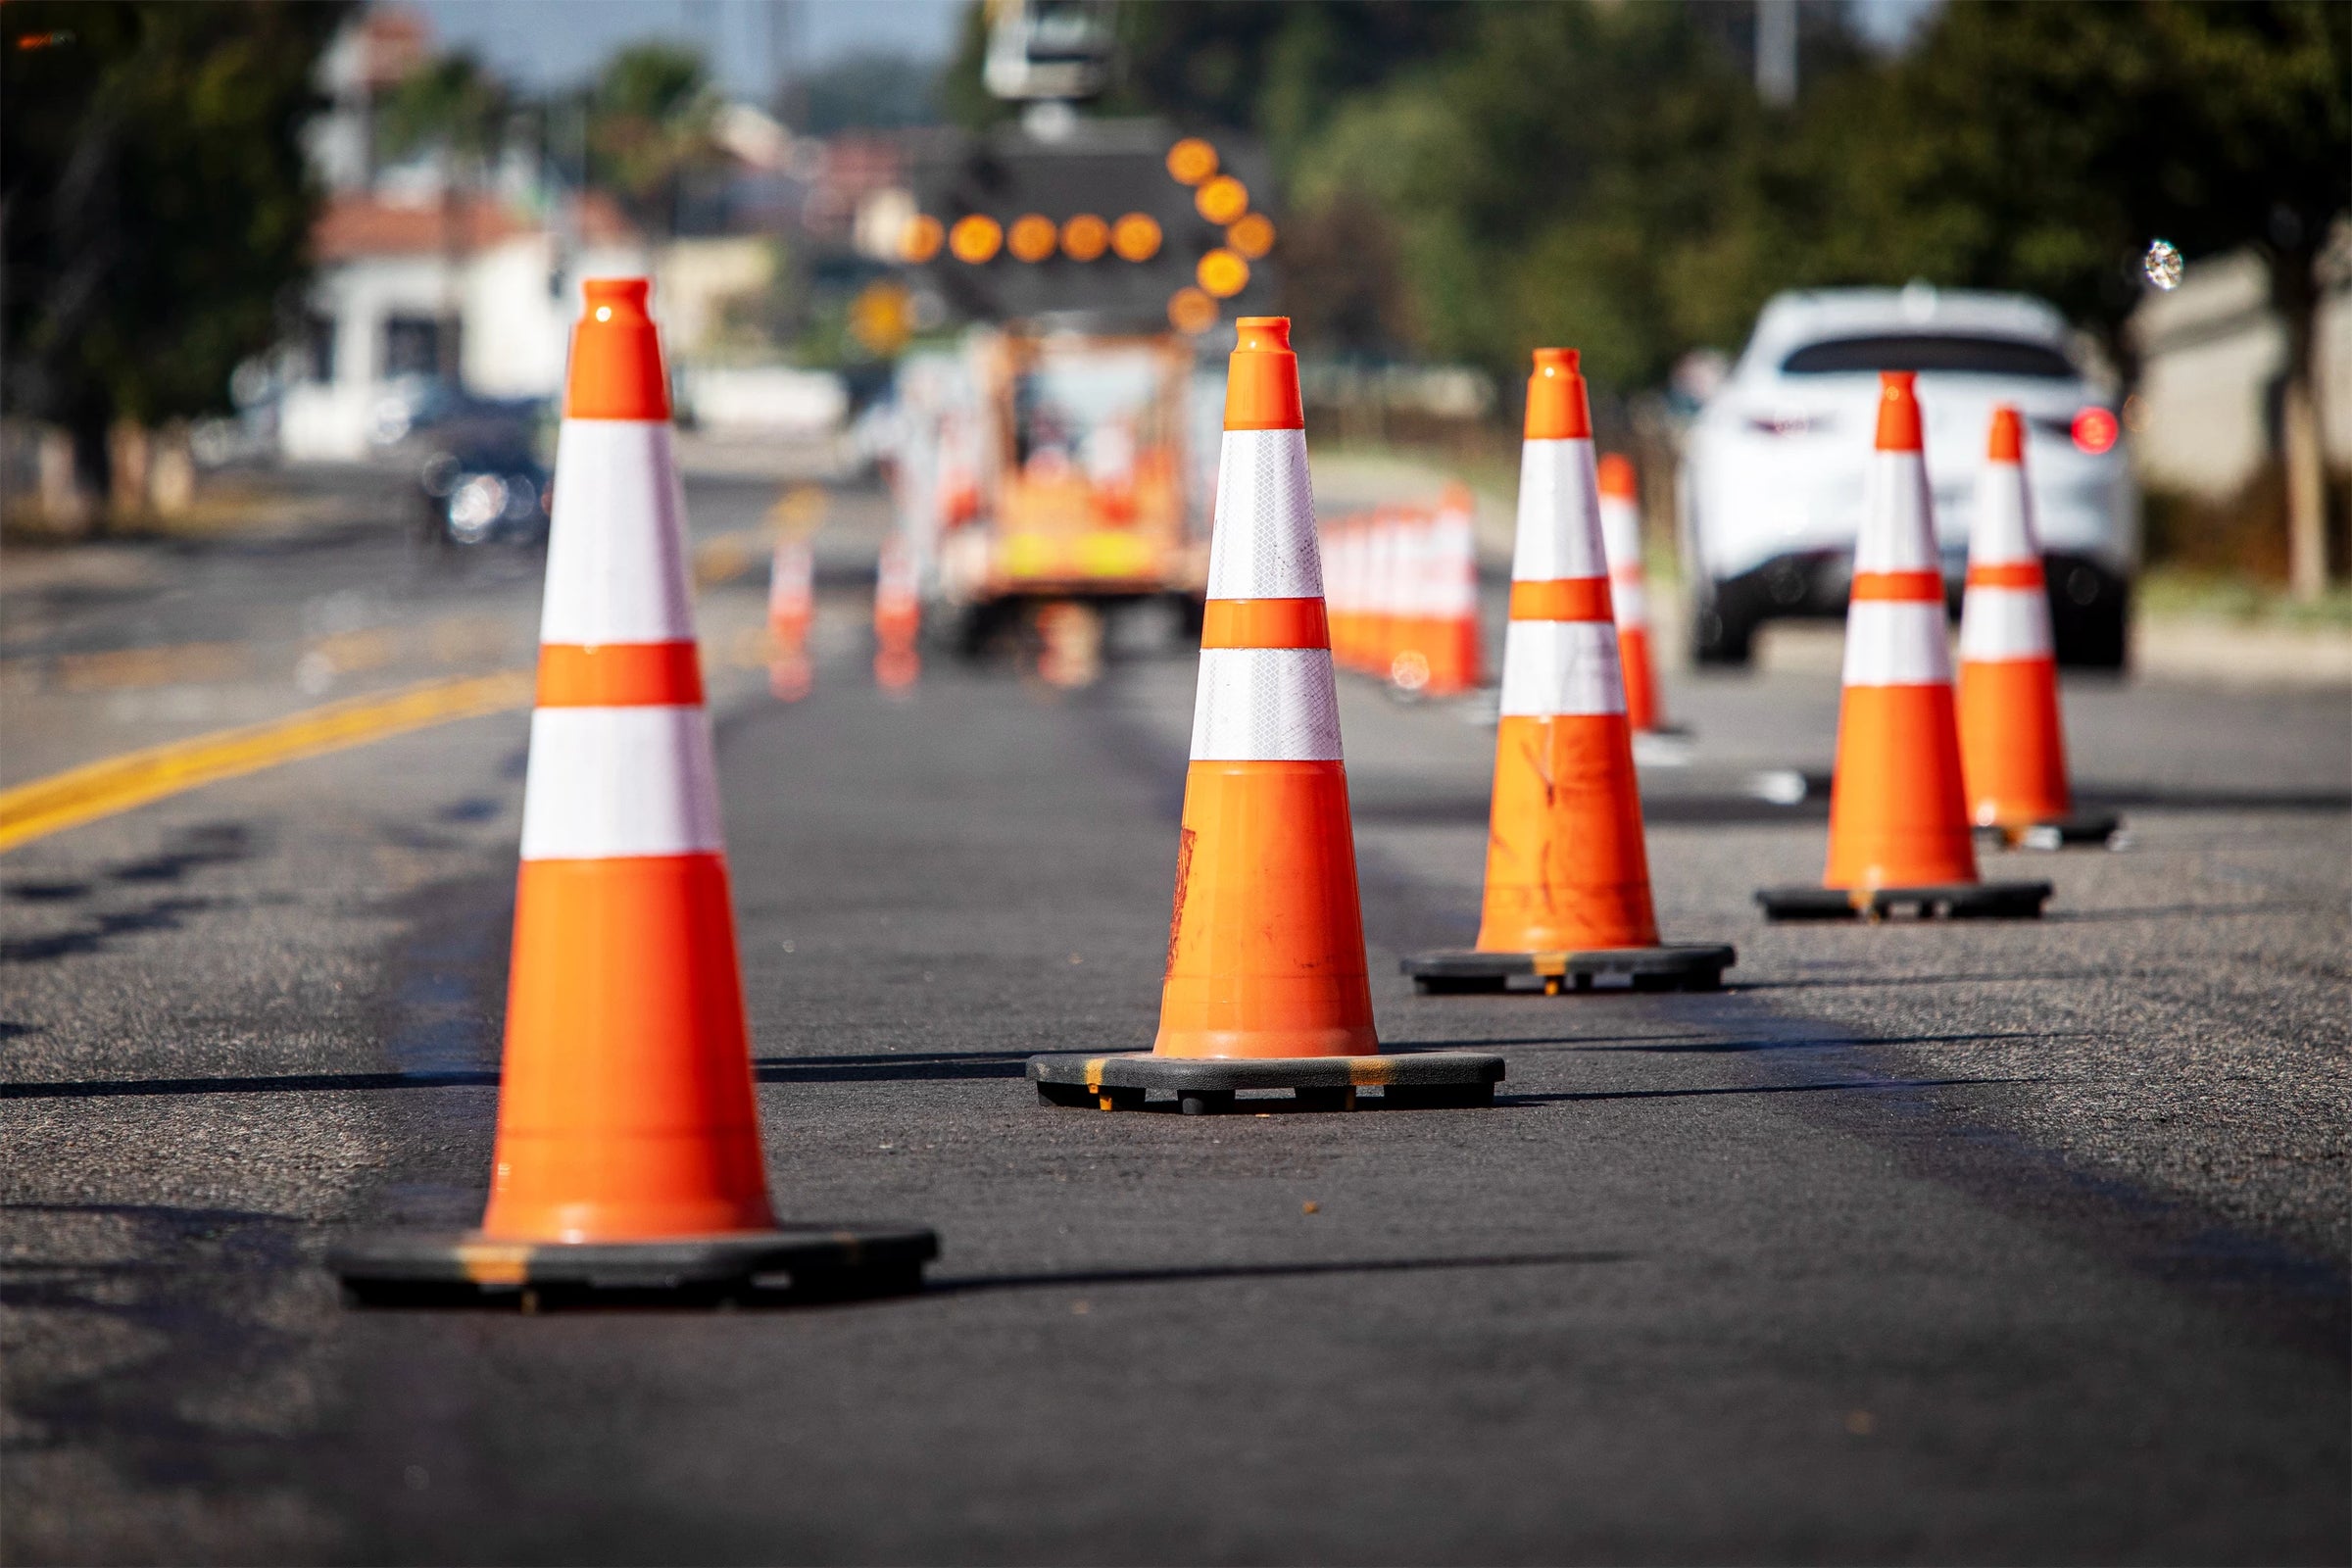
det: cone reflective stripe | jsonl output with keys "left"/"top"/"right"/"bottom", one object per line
{"left": 1387, "top": 506, "right": 1438, "bottom": 692}
{"left": 1418, "top": 486, "right": 1482, "bottom": 696}
{"left": 1821, "top": 371, "right": 1978, "bottom": 891}
{"left": 488, "top": 278, "right": 770, "bottom": 1244}
{"left": 1958, "top": 405, "right": 2070, "bottom": 828}
{"left": 1336, "top": 512, "right": 1373, "bottom": 667}
{"left": 1476, "top": 349, "right": 1660, "bottom": 953}
{"left": 1156, "top": 317, "right": 1377, "bottom": 1060}
{"left": 1597, "top": 455, "right": 1663, "bottom": 733}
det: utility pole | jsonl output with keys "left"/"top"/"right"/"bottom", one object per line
{"left": 1756, "top": 0, "right": 1797, "bottom": 108}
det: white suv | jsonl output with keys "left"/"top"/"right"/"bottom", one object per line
{"left": 1680, "top": 286, "right": 2137, "bottom": 667}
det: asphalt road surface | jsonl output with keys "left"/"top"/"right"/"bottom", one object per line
{"left": 3, "top": 472, "right": 2346, "bottom": 1565}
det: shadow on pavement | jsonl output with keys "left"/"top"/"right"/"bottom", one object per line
{"left": 924, "top": 1249, "right": 1634, "bottom": 1297}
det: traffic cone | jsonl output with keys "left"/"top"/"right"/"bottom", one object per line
{"left": 1417, "top": 485, "right": 1484, "bottom": 698}
{"left": 1596, "top": 455, "right": 1667, "bottom": 735}
{"left": 766, "top": 532, "right": 813, "bottom": 703}
{"left": 1388, "top": 505, "right": 1438, "bottom": 695}
{"left": 1030, "top": 318, "right": 1500, "bottom": 1112}
{"left": 1324, "top": 514, "right": 1357, "bottom": 671}
{"left": 1339, "top": 513, "right": 1372, "bottom": 674}
{"left": 330, "top": 279, "right": 935, "bottom": 1304}
{"left": 1757, "top": 373, "right": 2050, "bottom": 919}
{"left": 1368, "top": 507, "right": 1405, "bottom": 685}
{"left": 1958, "top": 406, "right": 2118, "bottom": 848}
{"left": 873, "top": 531, "right": 920, "bottom": 692}
{"left": 1404, "top": 350, "right": 1733, "bottom": 995}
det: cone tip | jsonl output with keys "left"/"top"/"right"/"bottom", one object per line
{"left": 1224, "top": 317, "right": 1302, "bottom": 429}
{"left": 566, "top": 276, "right": 670, "bottom": 420}
{"left": 582, "top": 277, "right": 653, "bottom": 316}
{"left": 1874, "top": 370, "right": 1923, "bottom": 452}
{"left": 1524, "top": 347, "right": 1591, "bottom": 440}
{"left": 1235, "top": 316, "right": 1292, "bottom": 353}
{"left": 1596, "top": 453, "right": 1638, "bottom": 499}
{"left": 1987, "top": 403, "right": 2024, "bottom": 463}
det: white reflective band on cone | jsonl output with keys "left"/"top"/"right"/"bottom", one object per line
{"left": 1512, "top": 440, "right": 1609, "bottom": 581}
{"left": 1611, "top": 574, "right": 1650, "bottom": 627}
{"left": 1856, "top": 450, "right": 1939, "bottom": 572}
{"left": 1959, "top": 587, "right": 2054, "bottom": 661}
{"left": 1432, "top": 513, "right": 1479, "bottom": 615}
{"left": 518, "top": 706, "right": 725, "bottom": 859}
{"left": 1842, "top": 600, "right": 1954, "bottom": 687}
{"left": 1972, "top": 462, "right": 2038, "bottom": 564}
{"left": 1208, "top": 430, "right": 1323, "bottom": 599}
{"left": 1599, "top": 496, "right": 1642, "bottom": 578}
{"left": 1498, "top": 621, "right": 1627, "bottom": 717}
{"left": 541, "top": 420, "right": 697, "bottom": 646}
{"left": 1190, "top": 647, "right": 1344, "bottom": 760}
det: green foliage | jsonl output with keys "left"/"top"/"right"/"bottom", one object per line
{"left": 378, "top": 49, "right": 511, "bottom": 167}
{"left": 589, "top": 42, "right": 721, "bottom": 234}
{"left": 1, "top": 1, "right": 349, "bottom": 442}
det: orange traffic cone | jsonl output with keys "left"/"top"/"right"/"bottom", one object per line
{"left": 1419, "top": 484, "right": 1484, "bottom": 698}
{"left": 766, "top": 532, "right": 813, "bottom": 702}
{"left": 1368, "top": 506, "right": 1406, "bottom": 685}
{"left": 331, "top": 279, "right": 934, "bottom": 1304}
{"left": 1758, "top": 372, "right": 2050, "bottom": 919}
{"left": 873, "top": 532, "right": 920, "bottom": 692}
{"left": 1596, "top": 455, "right": 1668, "bottom": 735}
{"left": 1405, "top": 350, "right": 1733, "bottom": 994}
{"left": 1388, "top": 505, "right": 1438, "bottom": 695}
{"left": 1337, "top": 513, "right": 1372, "bottom": 674}
{"left": 1958, "top": 406, "right": 2118, "bottom": 848}
{"left": 1030, "top": 318, "right": 1500, "bottom": 1112}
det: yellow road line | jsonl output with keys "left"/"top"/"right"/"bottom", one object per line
{"left": 0, "top": 670, "right": 533, "bottom": 854}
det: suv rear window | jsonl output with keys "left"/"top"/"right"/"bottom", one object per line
{"left": 1780, "top": 334, "right": 2075, "bottom": 378}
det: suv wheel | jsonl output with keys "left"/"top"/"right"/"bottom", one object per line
{"left": 1691, "top": 582, "right": 1759, "bottom": 667}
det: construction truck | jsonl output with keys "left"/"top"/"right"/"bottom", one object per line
{"left": 884, "top": 113, "right": 1278, "bottom": 658}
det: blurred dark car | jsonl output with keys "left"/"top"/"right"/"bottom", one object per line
{"left": 419, "top": 443, "right": 552, "bottom": 550}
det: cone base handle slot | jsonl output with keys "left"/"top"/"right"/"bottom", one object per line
{"left": 1974, "top": 812, "right": 2123, "bottom": 851}
{"left": 1403, "top": 943, "right": 1735, "bottom": 996}
{"left": 1754, "top": 881, "right": 2053, "bottom": 922}
{"left": 328, "top": 1224, "right": 938, "bottom": 1308}
{"left": 1027, "top": 1051, "right": 1502, "bottom": 1113}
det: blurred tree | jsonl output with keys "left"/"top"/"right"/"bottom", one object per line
{"left": 589, "top": 43, "right": 720, "bottom": 237}
{"left": 377, "top": 50, "right": 513, "bottom": 381}
{"left": 1, "top": 0, "right": 348, "bottom": 512}
{"left": 1841, "top": 1, "right": 2352, "bottom": 594}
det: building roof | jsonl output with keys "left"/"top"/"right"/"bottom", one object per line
{"left": 312, "top": 191, "right": 637, "bottom": 262}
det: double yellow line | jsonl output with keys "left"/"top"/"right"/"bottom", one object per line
{"left": 0, "top": 670, "right": 534, "bottom": 854}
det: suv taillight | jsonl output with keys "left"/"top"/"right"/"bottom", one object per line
{"left": 2071, "top": 407, "right": 2119, "bottom": 455}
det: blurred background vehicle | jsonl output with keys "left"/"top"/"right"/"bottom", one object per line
{"left": 1682, "top": 287, "right": 2137, "bottom": 668}
{"left": 417, "top": 439, "right": 553, "bottom": 552}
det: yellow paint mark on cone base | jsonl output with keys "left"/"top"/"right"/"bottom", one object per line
{"left": 0, "top": 669, "right": 533, "bottom": 854}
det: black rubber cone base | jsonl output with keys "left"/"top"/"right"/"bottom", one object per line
{"left": 1975, "top": 812, "right": 2123, "bottom": 851}
{"left": 1402, "top": 942, "right": 1735, "bottom": 996}
{"left": 1027, "top": 1051, "right": 1503, "bottom": 1113}
{"left": 329, "top": 1223, "right": 938, "bottom": 1309}
{"left": 1754, "top": 881, "right": 2052, "bottom": 921}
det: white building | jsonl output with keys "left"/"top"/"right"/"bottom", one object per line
{"left": 277, "top": 190, "right": 649, "bottom": 461}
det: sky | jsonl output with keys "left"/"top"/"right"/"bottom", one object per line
{"left": 411, "top": 0, "right": 970, "bottom": 100}
{"left": 410, "top": 0, "right": 1943, "bottom": 105}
